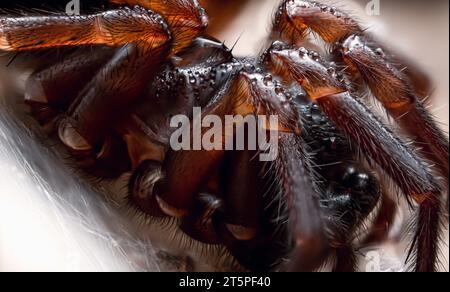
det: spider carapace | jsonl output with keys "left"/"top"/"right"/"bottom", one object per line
{"left": 0, "top": 0, "right": 448, "bottom": 272}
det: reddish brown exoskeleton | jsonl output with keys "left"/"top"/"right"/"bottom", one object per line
{"left": 0, "top": 0, "right": 447, "bottom": 272}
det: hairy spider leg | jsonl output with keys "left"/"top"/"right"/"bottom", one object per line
{"left": 275, "top": 133, "right": 330, "bottom": 272}
{"left": 264, "top": 45, "right": 443, "bottom": 272}
{"left": 25, "top": 47, "right": 117, "bottom": 126}
{"left": 339, "top": 35, "right": 449, "bottom": 186}
{"left": 272, "top": 0, "right": 432, "bottom": 98}
{"left": 271, "top": 0, "right": 448, "bottom": 185}
{"left": 293, "top": 95, "right": 383, "bottom": 272}
{"left": 0, "top": 7, "right": 170, "bottom": 51}
{"left": 109, "top": 0, "right": 208, "bottom": 53}
{"left": 1, "top": 6, "right": 172, "bottom": 164}
{"left": 24, "top": 47, "right": 131, "bottom": 178}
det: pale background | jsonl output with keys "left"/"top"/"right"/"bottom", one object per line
{"left": 0, "top": 0, "right": 448, "bottom": 271}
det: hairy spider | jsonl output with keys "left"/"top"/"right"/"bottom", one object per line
{"left": 0, "top": 0, "right": 448, "bottom": 272}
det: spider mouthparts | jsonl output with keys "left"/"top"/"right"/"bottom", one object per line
{"left": 58, "top": 118, "right": 92, "bottom": 154}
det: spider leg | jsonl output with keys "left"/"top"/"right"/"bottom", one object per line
{"left": 337, "top": 35, "right": 449, "bottom": 185}
{"left": 277, "top": 133, "right": 329, "bottom": 272}
{"left": 320, "top": 93, "right": 442, "bottom": 272}
{"left": 272, "top": 1, "right": 448, "bottom": 184}
{"left": 25, "top": 47, "right": 117, "bottom": 126}
{"left": 109, "top": 0, "right": 208, "bottom": 53}
{"left": 23, "top": 47, "right": 133, "bottom": 177}
{"left": 0, "top": 7, "right": 171, "bottom": 51}
{"left": 272, "top": 0, "right": 432, "bottom": 98}
{"left": 264, "top": 45, "right": 443, "bottom": 272}
{"left": 2, "top": 6, "right": 173, "bottom": 161}
{"left": 363, "top": 191, "right": 397, "bottom": 245}
{"left": 58, "top": 40, "right": 171, "bottom": 149}
{"left": 272, "top": 0, "right": 361, "bottom": 44}
{"left": 296, "top": 96, "right": 385, "bottom": 272}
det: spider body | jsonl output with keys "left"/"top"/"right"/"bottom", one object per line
{"left": 0, "top": 0, "right": 448, "bottom": 272}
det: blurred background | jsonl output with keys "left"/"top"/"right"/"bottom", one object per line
{"left": 0, "top": 0, "right": 448, "bottom": 271}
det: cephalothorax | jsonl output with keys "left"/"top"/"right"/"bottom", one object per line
{"left": 0, "top": 0, "right": 448, "bottom": 272}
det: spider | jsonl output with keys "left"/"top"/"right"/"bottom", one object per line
{"left": 0, "top": 0, "right": 448, "bottom": 272}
